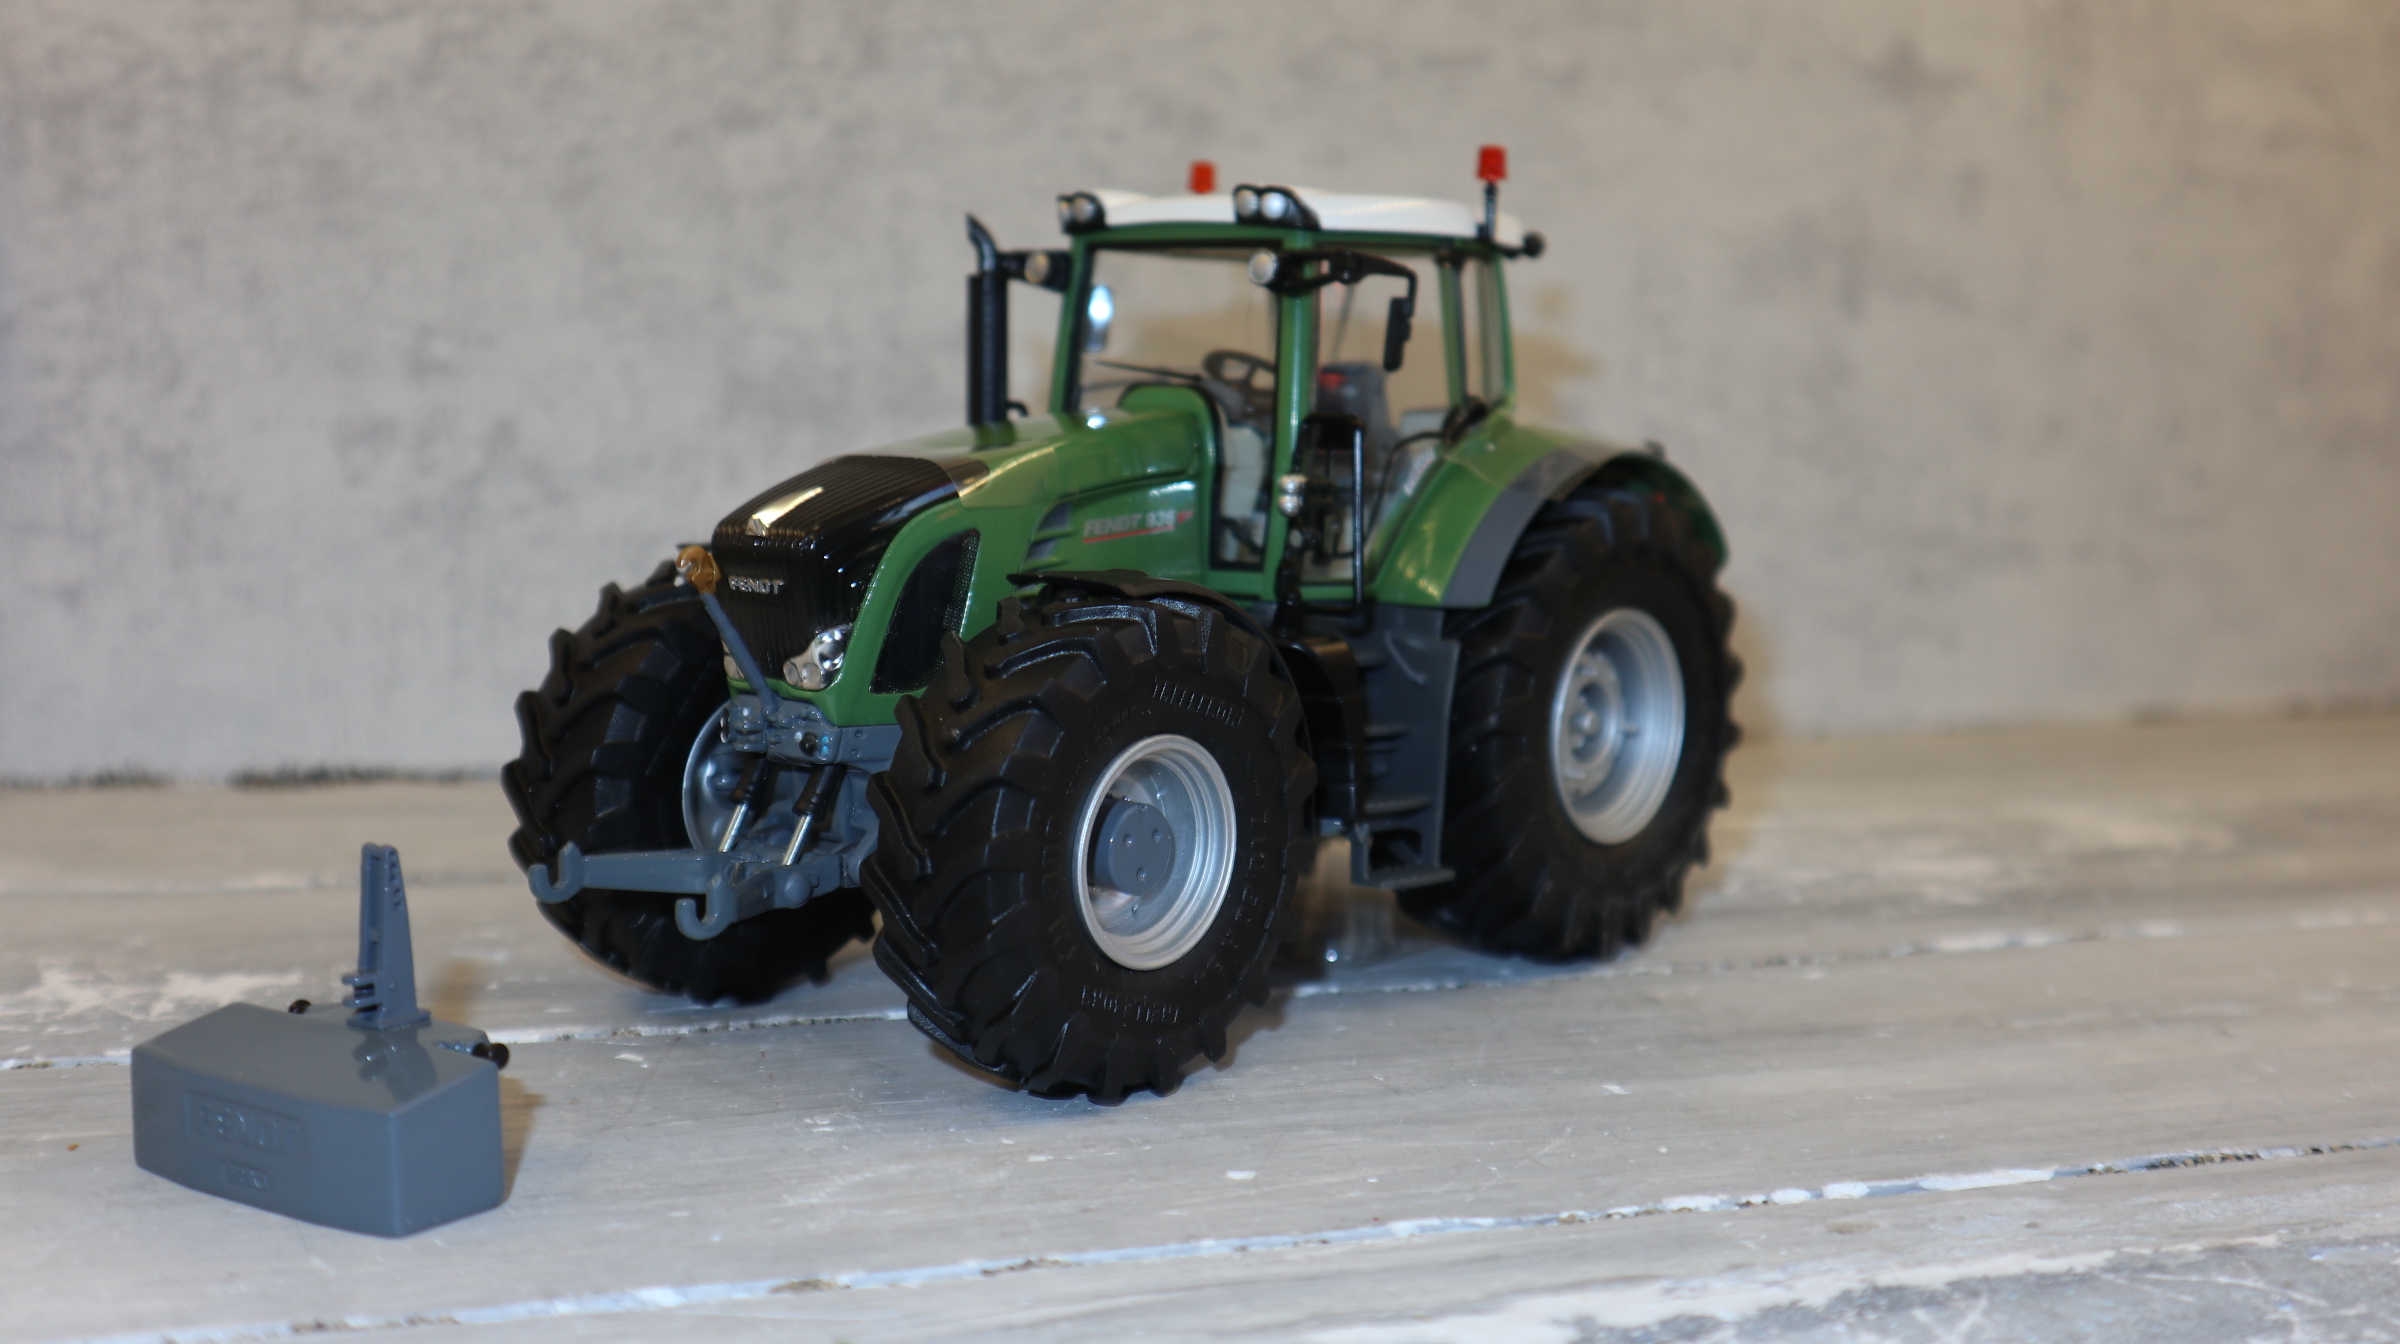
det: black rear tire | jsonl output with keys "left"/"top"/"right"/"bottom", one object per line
{"left": 502, "top": 562, "right": 875, "bottom": 1005}
{"left": 1402, "top": 486, "right": 1739, "bottom": 959}
{"left": 865, "top": 588, "right": 1315, "bottom": 1102}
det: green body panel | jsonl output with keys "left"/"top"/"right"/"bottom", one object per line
{"left": 748, "top": 397, "right": 1214, "bottom": 725}
{"left": 731, "top": 217, "right": 1723, "bottom": 727}
{"left": 1368, "top": 417, "right": 1729, "bottom": 608}
{"left": 1366, "top": 415, "right": 1530, "bottom": 607}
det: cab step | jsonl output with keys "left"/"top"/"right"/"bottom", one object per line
{"left": 1358, "top": 862, "right": 1455, "bottom": 892}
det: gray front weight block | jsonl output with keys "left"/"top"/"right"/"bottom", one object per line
{"left": 131, "top": 1005, "right": 502, "bottom": 1236}
{"left": 130, "top": 845, "right": 505, "bottom": 1237}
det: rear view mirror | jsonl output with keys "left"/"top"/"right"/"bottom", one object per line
{"left": 1381, "top": 295, "right": 1412, "bottom": 372}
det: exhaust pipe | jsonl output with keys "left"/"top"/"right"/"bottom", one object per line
{"left": 966, "top": 215, "right": 1008, "bottom": 426}
{"left": 966, "top": 218, "right": 1072, "bottom": 427}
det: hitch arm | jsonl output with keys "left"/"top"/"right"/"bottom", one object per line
{"left": 526, "top": 842, "right": 773, "bottom": 942}
{"left": 677, "top": 545, "right": 784, "bottom": 709}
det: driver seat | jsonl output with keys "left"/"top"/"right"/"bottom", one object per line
{"left": 1314, "top": 361, "right": 1397, "bottom": 469}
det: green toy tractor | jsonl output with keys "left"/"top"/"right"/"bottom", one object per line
{"left": 504, "top": 154, "right": 1738, "bottom": 1101}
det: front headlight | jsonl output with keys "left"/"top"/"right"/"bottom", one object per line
{"left": 784, "top": 624, "right": 852, "bottom": 691}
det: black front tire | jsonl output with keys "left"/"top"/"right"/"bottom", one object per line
{"left": 865, "top": 588, "right": 1315, "bottom": 1102}
{"left": 1402, "top": 485, "right": 1739, "bottom": 960}
{"left": 502, "top": 562, "right": 875, "bottom": 1004}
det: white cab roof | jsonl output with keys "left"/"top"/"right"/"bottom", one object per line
{"left": 1090, "top": 188, "right": 1527, "bottom": 248}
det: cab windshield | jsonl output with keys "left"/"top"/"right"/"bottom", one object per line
{"left": 1070, "top": 246, "right": 1281, "bottom": 567}
{"left": 1058, "top": 242, "right": 1502, "bottom": 573}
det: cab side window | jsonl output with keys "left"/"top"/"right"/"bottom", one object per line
{"left": 1312, "top": 257, "right": 1448, "bottom": 484}
{"left": 1306, "top": 253, "right": 1472, "bottom": 570}
{"left": 1464, "top": 256, "right": 1507, "bottom": 404}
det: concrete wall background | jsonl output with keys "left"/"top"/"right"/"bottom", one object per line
{"left": 2, "top": 1, "right": 2396, "bottom": 779}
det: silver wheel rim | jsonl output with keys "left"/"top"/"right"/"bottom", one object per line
{"left": 1071, "top": 734, "right": 1238, "bottom": 971}
{"left": 1550, "top": 608, "right": 1685, "bottom": 845}
{"left": 680, "top": 704, "right": 747, "bottom": 849}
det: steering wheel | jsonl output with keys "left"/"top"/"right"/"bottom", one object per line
{"left": 1200, "top": 350, "right": 1276, "bottom": 427}
{"left": 1203, "top": 349, "right": 1274, "bottom": 390}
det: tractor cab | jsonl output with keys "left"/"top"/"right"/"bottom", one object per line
{"left": 979, "top": 173, "right": 1544, "bottom": 611}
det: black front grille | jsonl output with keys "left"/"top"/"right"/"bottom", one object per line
{"left": 873, "top": 530, "right": 979, "bottom": 693}
{"left": 709, "top": 455, "right": 958, "bottom": 678}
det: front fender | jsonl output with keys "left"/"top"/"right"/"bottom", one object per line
{"left": 1371, "top": 419, "right": 1727, "bottom": 610}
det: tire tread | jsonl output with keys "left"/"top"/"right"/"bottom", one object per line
{"left": 865, "top": 593, "right": 1313, "bottom": 1102}
{"left": 502, "top": 562, "right": 874, "bottom": 1004}
{"left": 1404, "top": 487, "right": 1740, "bottom": 960}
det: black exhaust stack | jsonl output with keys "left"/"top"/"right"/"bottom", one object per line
{"left": 966, "top": 217, "right": 1070, "bottom": 428}
{"left": 966, "top": 215, "right": 1007, "bottom": 427}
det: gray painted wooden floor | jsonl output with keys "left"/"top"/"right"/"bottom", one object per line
{"left": 5, "top": 716, "right": 2398, "bottom": 1342}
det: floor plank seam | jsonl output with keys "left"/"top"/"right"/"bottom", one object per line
{"left": 2, "top": 1052, "right": 127, "bottom": 1071}
{"left": 0, "top": 874, "right": 525, "bottom": 898}
{"left": 12, "top": 897, "right": 2396, "bottom": 1070}
{"left": 479, "top": 1007, "right": 913, "bottom": 1046}
{"left": 0, "top": 1007, "right": 922, "bottom": 1072}
{"left": 1284, "top": 903, "right": 2400, "bottom": 998}
{"left": 49, "top": 1135, "right": 2400, "bottom": 1344}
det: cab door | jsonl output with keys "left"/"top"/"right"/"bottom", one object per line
{"left": 1281, "top": 248, "right": 1486, "bottom": 591}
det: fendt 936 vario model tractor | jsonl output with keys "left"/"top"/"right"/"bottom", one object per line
{"left": 504, "top": 152, "right": 1737, "bottom": 1101}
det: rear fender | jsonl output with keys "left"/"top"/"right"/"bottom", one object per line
{"left": 1372, "top": 420, "right": 1727, "bottom": 610}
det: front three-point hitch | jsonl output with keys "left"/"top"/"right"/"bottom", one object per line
{"left": 527, "top": 545, "right": 896, "bottom": 939}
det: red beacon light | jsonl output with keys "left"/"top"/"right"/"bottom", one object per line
{"left": 1475, "top": 144, "right": 1508, "bottom": 240}
{"left": 1189, "top": 160, "right": 1216, "bottom": 195}
{"left": 1470, "top": 145, "right": 1541, "bottom": 255}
